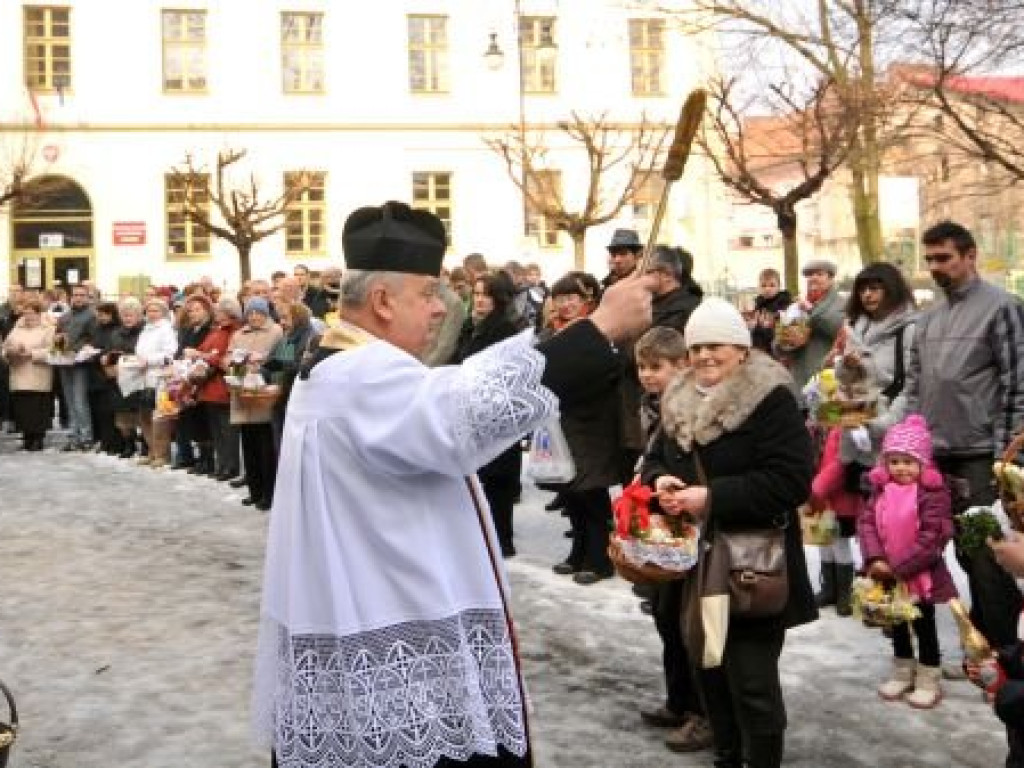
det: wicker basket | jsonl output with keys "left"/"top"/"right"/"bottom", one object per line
{"left": 996, "top": 432, "right": 1024, "bottom": 532}
{"left": 0, "top": 680, "right": 17, "bottom": 768}
{"left": 236, "top": 385, "right": 281, "bottom": 405}
{"left": 608, "top": 536, "right": 695, "bottom": 585}
{"left": 777, "top": 323, "right": 811, "bottom": 350}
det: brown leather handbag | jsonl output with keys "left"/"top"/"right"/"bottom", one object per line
{"left": 694, "top": 450, "right": 790, "bottom": 619}
{"left": 718, "top": 527, "right": 788, "bottom": 618}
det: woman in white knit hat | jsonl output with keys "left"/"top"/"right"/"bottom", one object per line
{"left": 641, "top": 297, "right": 817, "bottom": 768}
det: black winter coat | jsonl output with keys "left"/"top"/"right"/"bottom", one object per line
{"left": 453, "top": 312, "right": 523, "bottom": 480}
{"left": 537, "top": 321, "right": 622, "bottom": 491}
{"left": 751, "top": 289, "right": 793, "bottom": 353}
{"left": 177, "top": 320, "right": 212, "bottom": 356}
{"left": 643, "top": 352, "right": 817, "bottom": 630}
{"left": 652, "top": 281, "right": 704, "bottom": 333}
{"left": 88, "top": 319, "right": 122, "bottom": 392}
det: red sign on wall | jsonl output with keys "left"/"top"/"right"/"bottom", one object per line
{"left": 113, "top": 221, "right": 146, "bottom": 246}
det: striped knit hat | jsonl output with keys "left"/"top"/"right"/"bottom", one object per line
{"left": 881, "top": 415, "right": 933, "bottom": 466}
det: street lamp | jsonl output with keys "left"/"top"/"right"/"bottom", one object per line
{"left": 484, "top": 2, "right": 557, "bottom": 237}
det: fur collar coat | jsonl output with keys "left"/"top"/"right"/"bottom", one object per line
{"left": 661, "top": 350, "right": 794, "bottom": 451}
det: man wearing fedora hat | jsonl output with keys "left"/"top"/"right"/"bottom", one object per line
{"left": 603, "top": 228, "right": 643, "bottom": 288}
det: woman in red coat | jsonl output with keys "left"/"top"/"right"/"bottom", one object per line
{"left": 184, "top": 297, "right": 242, "bottom": 481}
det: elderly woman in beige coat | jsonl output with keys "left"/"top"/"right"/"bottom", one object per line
{"left": 1, "top": 298, "right": 55, "bottom": 450}
{"left": 228, "top": 297, "right": 283, "bottom": 511}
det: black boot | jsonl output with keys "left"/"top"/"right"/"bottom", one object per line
{"left": 713, "top": 748, "right": 742, "bottom": 768}
{"left": 746, "top": 731, "right": 784, "bottom": 768}
{"left": 119, "top": 437, "right": 136, "bottom": 459}
{"left": 835, "top": 563, "right": 854, "bottom": 617}
{"left": 815, "top": 561, "right": 837, "bottom": 608}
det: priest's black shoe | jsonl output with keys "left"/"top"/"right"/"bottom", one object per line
{"left": 241, "top": 497, "right": 258, "bottom": 506}
{"left": 255, "top": 500, "right": 272, "bottom": 512}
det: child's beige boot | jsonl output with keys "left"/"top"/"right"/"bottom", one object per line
{"left": 878, "top": 657, "right": 916, "bottom": 701}
{"left": 906, "top": 664, "right": 942, "bottom": 709}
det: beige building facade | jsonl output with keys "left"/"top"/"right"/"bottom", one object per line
{"left": 0, "top": 0, "right": 727, "bottom": 295}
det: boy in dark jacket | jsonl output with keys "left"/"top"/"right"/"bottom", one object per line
{"left": 750, "top": 268, "right": 792, "bottom": 354}
{"left": 633, "top": 326, "right": 712, "bottom": 754}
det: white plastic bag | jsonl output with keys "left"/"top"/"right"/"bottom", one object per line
{"left": 526, "top": 418, "right": 576, "bottom": 483}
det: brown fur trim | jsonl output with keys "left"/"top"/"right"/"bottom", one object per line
{"left": 661, "top": 351, "right": 794, "bottom": 450}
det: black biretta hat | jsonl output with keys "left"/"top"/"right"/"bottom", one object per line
{"left": 342, "top": 201, "right": 446, "bottom": 276}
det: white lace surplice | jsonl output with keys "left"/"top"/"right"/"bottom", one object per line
{"left": 254, "top": 331, "right": 556, "bottom": 768}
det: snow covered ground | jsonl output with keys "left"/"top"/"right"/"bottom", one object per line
{"left": 0, "top": 431, "right": 1009, "bottom": 768}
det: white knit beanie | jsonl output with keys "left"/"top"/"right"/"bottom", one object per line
{"left": 683, "top": 298, "right": 752, "bottom": 349}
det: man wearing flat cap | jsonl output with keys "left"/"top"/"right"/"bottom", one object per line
{"left": 253, "top": 201, "right": 657, "bottom": 768}
{"left": 776, "top": 259, "right": 844, "bottom": 400}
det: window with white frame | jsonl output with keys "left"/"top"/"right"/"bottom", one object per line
{"left": 281, "top": 12, "right": 324, "bottom": 93}
{"left": 629, "top": 19, "right": 665, "bottom": 97}
{"left": 284, "top": 172, "right": 326, "bottom": 255}
{"left": 24, "top": 6, "right": 71, "bottom": 92}
{"left": 521, "top": 16, "right": 557, "bottom": 94}
{"left": 412, "top": 172, "right": 452, "bottom": 246}
{"left": 526, "top": 170, "right": 562, "bottom": 248}
{"left": 165, "top": 173, "right": 211, "bottom": 258}
{"left": 408, "top": 15, "right": 449, "bottom": 93}
{"left": 162, "top": 10, "right": 207, "bottom": 92}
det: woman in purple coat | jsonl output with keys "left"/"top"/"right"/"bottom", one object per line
{"left": 858, "top": 415, "right": 957, "bottom": 709}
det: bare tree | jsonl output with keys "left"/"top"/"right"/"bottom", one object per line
{"left": 904, "top": 0, "right": 1024, "bottom": 182}
{"left": 0, "top": 128, "right": 52, "bottom": 208}
{"left": 168, "top": 149, "right": 312, "bottom": 282}
{"left": 676, "top": 0, "right": 910, "bottom": 265}
{"left": 701, "top": 76, "right": 853, "bottom": 292}
{"left": 485, "top": 111, "right": 669, "bottom": 270}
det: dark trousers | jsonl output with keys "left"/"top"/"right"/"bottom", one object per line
{"left": 700, "top": 621, "right": 786, "bottom": 765}
{"left": 206, "top": 403, "right": 238, "bottom": 476}
{"left": 938, "top": 454, "right": 1024, "bottom": 647}
{"left": 481, "top": 474, "right": 518, "bottom": 556}
{"left": 652, "top": 580, "right": 703, "bottom": 716}
{"left": 178, "top": 404, "right": 212, "bottom": 463}
{"left": 273, "top": 747, "right": 530, "bottom": 768}
{"left": 0, "top": 360, "right": 10, "bottom": 422}
{"left": 88, "top": 387, "right": 122, "bottom": 453}
{"left": 563, "top": 488, "right": 613, "bottom": 574}
{"left": 10, "top": 391, "right": 51, "bottom": 443}
{"left": 240, "top": 423, "right": 277, "bottom": 504}
{"left": 892, "top": 602, "right": 940, "bottom": 666}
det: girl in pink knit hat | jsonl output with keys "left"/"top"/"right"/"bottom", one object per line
{"left": 857, "top": 414, "right": 958, "bottom": 709}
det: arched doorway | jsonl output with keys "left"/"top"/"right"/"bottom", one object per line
{"left": 10, "top": 175, "right": 95, "bottom": 291}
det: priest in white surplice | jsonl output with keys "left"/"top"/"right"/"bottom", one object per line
{"left": 253, "top": 202, "right": 655, "bottom": 768}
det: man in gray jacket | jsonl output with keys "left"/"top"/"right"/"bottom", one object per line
{"left": 55, "top": 284, "right": 98, "bottom": 450}
{"left": 905, "top": 221, "right": 1024, "bottom": 664}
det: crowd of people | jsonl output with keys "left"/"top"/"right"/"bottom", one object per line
{"left": 4, "top": 215, "right": 1024, "bottom": 768}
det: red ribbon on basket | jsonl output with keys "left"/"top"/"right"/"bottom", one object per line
{"left": 614, "top": 481, "right": 653, "bottom": 538}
